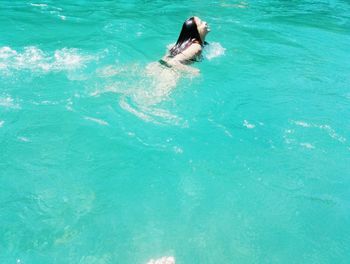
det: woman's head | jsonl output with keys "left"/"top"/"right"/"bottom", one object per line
{"left": 169, "top": 16, "right": 210, "bottom": 57}
{"left": 194, "top": 16, "right": 210, "bottom": 41}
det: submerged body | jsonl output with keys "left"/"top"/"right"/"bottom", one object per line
{"left": 128, "top": 16, "right": 211, "bottom": 122}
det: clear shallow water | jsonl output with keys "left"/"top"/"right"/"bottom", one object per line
{"left": 1, "top": 0, "right": 350, "bottom": 263}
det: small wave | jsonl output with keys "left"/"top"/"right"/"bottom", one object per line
{"left": 292, "top": 120, "right": 346, "bottom": 143}
{"left": 18, "top": 136, "right": 30, "bottom": 142}
{"left": 119, "top": 96, "right": 183, "bottom": 126}
{"left": 203, "top": 42, "right": 226, "bottom": 60}
{"left": 221, "top": 2, "right": 249, "bottom": 8}
{"left": 0, "top": 46, "right": 96, "bottom": 74}
{"left": 208, "top": 118, "right": 233, "bottom": 138}
{"left": 147, "top": 256, "right": 175, "bottom": 264}
{"left": 119, "top": 97, "right": 156, "bottom": 123}
{"left": 30, "top": 3, "right": 48, "bottom": 7}
{"left": 49, "top": 10, "right": 66, "bottom": 20}
{"left": 319, "top": 125, "right": 346, "bottom": 143}
{"left": 84, "top": 116, "right": 109, "bottom": 126}
{"left": 30, "top": 3, "right": 66, "bottom": 20}
{"left": 243, "top": 120, "right": 255, "bottom": 129}
{"left": 293, "top": 120, "right": 311, "bottom": 127}
{"left": 96, "top": 65, "right": 123, "bottom": 78}
{"left": 300, "top": 142, "right": 315, "bottom": 149}
{"left": 297, "top": 194, "right": 337, "bottom": 206}
{"left": 78, "top": 254, "right": 111, "bottom": 264}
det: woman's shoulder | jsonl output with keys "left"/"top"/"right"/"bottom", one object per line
{"left": 174, "top": 43, "right": 202, "bottom": 62}
{"left": 187, "top": 42, "right": 202, "bottom": 52}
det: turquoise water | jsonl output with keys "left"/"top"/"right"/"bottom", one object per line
{"left": 1, "top": 0, "right": 350, "bottom": 263}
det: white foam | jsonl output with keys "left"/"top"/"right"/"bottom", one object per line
{"left": 0, "top": 120, "right": 4, "bottom": 127}
{"left": 0, "top": 46, "right": 95, "bottom": 73}
{"left": 203, "top": 42, "right": 226, "bottom": 60}
{"left": 0, "top": 46, "right": 17, "bottom": 59}
{"left": 54, "top": 48, "right": 83, "bottom": 69}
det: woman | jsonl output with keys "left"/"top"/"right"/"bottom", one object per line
{"left": 160, "top": 16, "right": 210, "bottom": 70}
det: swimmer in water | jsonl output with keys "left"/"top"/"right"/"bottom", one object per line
{"left": 159, "top": 16, "right": 210, "bottom": 72}
{"left": 121, "top": 17, "right": 210, "bottom": 123}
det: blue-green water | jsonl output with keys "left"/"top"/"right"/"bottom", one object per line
{"left": 1, "top": 0, "right": 350, "bottom": 263}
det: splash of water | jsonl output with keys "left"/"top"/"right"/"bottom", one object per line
{"left": 0, "top": 46, "right": 96, "bottom": 73}
{"left": 203, "top": 42, "right": 226, "bottom": 60}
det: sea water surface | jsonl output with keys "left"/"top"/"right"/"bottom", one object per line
{"left": 1, "top": 0, "right": 350, "bottom": 263}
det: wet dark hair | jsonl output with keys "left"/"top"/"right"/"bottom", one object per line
{"left": 169, "top": 17, "right": 202, "bottom": 57}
